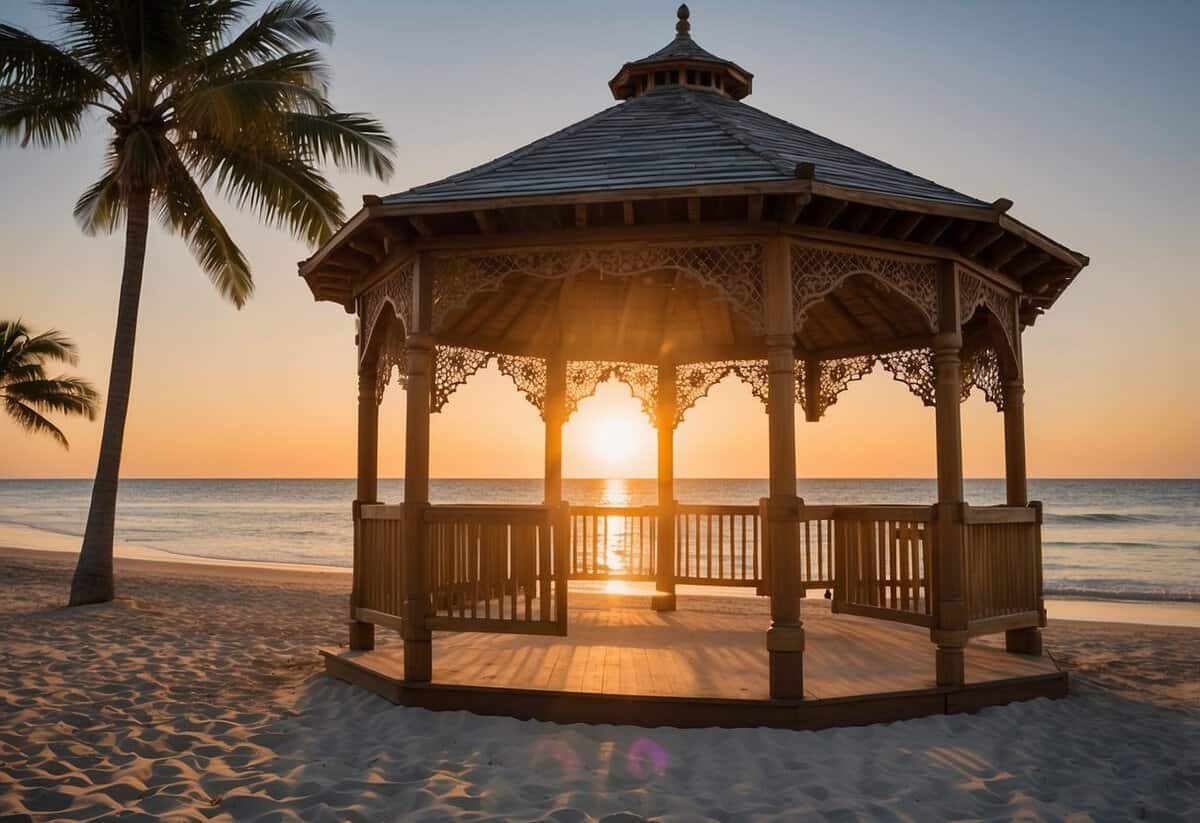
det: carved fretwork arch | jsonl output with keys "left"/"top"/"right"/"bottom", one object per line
{"left": 430, "top": 242, "right": 766, "bottom": 334}
{"left": 430, "top": 346, "right": 548, "bottom": 416}
{"left": 790, "top": 242, "right": 940, "bottom": 334}
{"left": 565, "top": 361, "right": 659, "bottom": 425}
{"left": 959, "top": 271, "right": 1019, "bottom": 368}
{"left": 675, "top": 360, "right": 769, "bottom": 426}
{"left": 800, "top": 345, "right": 1009, "bottom": 417}
{"left": 806, "top": 356, "right": 875, "bottom": 418}
{"left": 374, "top": 318, "right": 408, "bottom": 404}
{"left": 360, "top": 257, "right": 415, "bottom": 367}
{"left": 960, "top": 344, "right": 1006, "bottom": 410}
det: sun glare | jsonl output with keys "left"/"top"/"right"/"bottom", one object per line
{"left": 589, "top": 417, "right": 638, "bottom": 473}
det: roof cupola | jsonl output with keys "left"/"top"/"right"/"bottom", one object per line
{"left": 608, "top": 5, "right": 753, "bottom": 100}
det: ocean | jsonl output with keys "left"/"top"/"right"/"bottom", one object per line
{"left": 0, "top": 478, "right": 1196, "bottom": 604}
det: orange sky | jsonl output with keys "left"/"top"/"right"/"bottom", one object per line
{"left": 1, "top": 1, "right": 1197, "bottom": 479}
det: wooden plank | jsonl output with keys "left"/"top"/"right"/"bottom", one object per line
{"left": 320, "top": 600, "right": 1067, "bottom": 729}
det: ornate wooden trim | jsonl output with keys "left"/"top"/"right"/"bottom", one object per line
{"left": 429, "top": 347, "right": 548, "bottom": 416}
{"left": 496, "top": 354, "right": 547, "bottom": 416}
{"left": 675, "top": 360, "right": 769, "bottom": 426}
{"left": 799, "top": 345, "right": 1007, "bottom": 417}
{"left": 429, "top": 242, "right": 766, "bottom": 333}
{"left": 790, "top": 242, "right": 939, "bottom": 333}
{"left": 961, "top": 345, "right": 1005, "bottom": 411}
{"left": 565, "top": 360, "right": 659, "bottom": 424}
{"left": 375, "top": 324, "right": 408, "bottom": 403}
{"left": 412, "top": 340, "right": 1006, "bottom": 416}
{"left": 959, "top": 271, "right": 1018, "bottom": 358}
{"left": 361, "top": 257, "right": 415, "bottom": 365}
{"left": 431, "top": 346, "right": 492, "bottom": 413}
{"left": 807, "top": 356, "right": 875, "bottom": 418}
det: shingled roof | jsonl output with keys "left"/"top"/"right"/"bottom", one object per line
{"left": 382, "top": 5, "right": 983, "bottom": 211}
{"left": 304, "top": 5, "right": 1087, "bottom": 320}
{"left": 382, "top": 86, "right": 984, "bottom": 209}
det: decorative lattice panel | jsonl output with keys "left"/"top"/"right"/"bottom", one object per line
{"left": 791, "top": 243, "right": 939, "bottom": 334}
{"left": 959, "top": 271, "right": 1018, "bottom": 360}
{"left": 802, "top": 346, "right": 1006, "bottom": 416}
{"left": 496, "top": 354, "right": 547, "bottom": 416}
{"left": 961, "top": 345, "right": 1005, "bottom": 411}
{"left": 877, "top": 348, "right": 937, "bottom": 407}
{"left": 375, "top": 323, "right": 408, "bottom": 403}
{"left": 361, "top": 258, "right": 415, "bottom": 361}
{"left": 565, "top": 361, "right": 659, "bottom": 424}
{"left": 675, "top": 360, "right": 770, "bottom": 426}
{"left": 431, "top": 243, "right": 765, "bottom": 333}
{"left": 812, "top": 356, "right": 876, "bottom": 418}
{"left": 431, "top": 346, "right": 493, "bottom": 413}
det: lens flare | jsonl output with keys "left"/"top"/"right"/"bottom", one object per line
{"left": 627, "top": 737, "right": 669, "bottom": 779}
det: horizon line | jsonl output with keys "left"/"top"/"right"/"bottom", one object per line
{"left": 2, "top": 476, "right": 1196, "bottom": 482}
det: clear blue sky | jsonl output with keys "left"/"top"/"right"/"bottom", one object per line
{"left": 1, "top": 1, "right": 1197, "bottom": 478}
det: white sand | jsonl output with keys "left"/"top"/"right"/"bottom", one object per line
{"left": 0, "top": 546, "right": 1197, "bottom": 821}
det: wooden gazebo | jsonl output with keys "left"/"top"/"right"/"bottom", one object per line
{"left": 302, "top": 6, "right": 1088, "bottom": 727}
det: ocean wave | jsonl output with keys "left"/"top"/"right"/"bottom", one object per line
{"left": 1043, "top": 512, "right": 1165, "bottom": 525}
{"left": 1043, "top": 541, "right": 1196, "bottom": 552}
{"left": 1044, "top": 586, "right": 1200, "bottom": 604}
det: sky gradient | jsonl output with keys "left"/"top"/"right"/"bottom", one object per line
{"left": 2, "top": 0, "right": 1197, "bottom": 479}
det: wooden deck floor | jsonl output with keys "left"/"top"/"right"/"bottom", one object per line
{"left": 323, "top": 594, "right": 1066, "bottom": 729}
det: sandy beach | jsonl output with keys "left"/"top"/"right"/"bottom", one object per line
{"left": 0, "top": 546, "right": 1196, "bottom": 821}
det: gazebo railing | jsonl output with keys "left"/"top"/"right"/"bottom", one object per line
{"left": 352, "top": 500, "right": 1043, "bottom": 641}
{"left": 963, "top": 503, "right": 1044, "bottom": 636}
{"left": 355, "top": 504, "right": 405, "bottom": 630}
{"left": 568, "top": 505, "right": 657, "bottom": 580}
{"left": 831, "top": 506, "right": 936, "bottom": 628}
{"left": 675, "top": 504, "right": 762, "bottom": 586}
{"left": 425, "top": 504, "right": 569, "bottom": 635}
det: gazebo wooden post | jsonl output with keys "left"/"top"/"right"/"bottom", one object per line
{"left": 401, "top": 256, "right": 434, "bottom": 682}
{"left": 349, "top": 352, "right": 378, "bottom": 651}
{"left": 1003, "top": 354, "right": 1043, "bottom": 654}
{"left": 1003, "top": 379, "right": 1028, "bottom": 507}
{"left": 764, "top": 237, "right": 805, "bottom": 699}
{"left": 652, "top": 361, "right": 677, "bottom": 611}
{"left": 932, "top": 261, "right": 968, "bottom": 687}
{"left": 544, "top": 352, "right": 566, "bottom": 505}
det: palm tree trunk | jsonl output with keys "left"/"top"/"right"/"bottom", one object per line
{"left": 70, "top": 186, "right": 152, "bottom": 606}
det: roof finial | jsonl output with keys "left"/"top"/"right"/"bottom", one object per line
{"left": 676, "top": 4, "right": 691, "bottom": 38}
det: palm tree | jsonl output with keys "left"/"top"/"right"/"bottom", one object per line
{"left": 1, "top": 320, "right": 99, "bottom": 447}
{"left": 1, "top": 1, "right": 395, "bottom": 605}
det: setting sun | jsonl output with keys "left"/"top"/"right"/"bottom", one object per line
{"left": 586, "top": 417, "right": 638, "bottom": 474}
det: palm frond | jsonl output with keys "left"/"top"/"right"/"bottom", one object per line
{"left": 170, "top": 0, "right": 333, "bottom": 85}
{"left": 51, "top": 0, "right": 191, "bottom": 88}
{"left": 157, "top": 147, "right": 254, "bottom": 307}
{"left": 0, "top": 86, "right": 89, "bottom": 147}
{"left": 18, "top": 327, "right": 80, "bottom": 365}
{"left": 171, "top": 49, "right": 331, "bottom": 137}
{"left": 0, "top": 21, "right": 113, "bottom": 101}
{"left": 178, "top": 0, "right": 255, "bottom": 53}
{"left": 182, "top": 133, "right": 343, "bottom": 245}
{"left": 4, "top": 376, "right": 99, "bottom": 419}
{"left": 0, "top": 361, "right": 46, "bottom": 387}
{"left": 74, "top": 144, "right": 124, "bottom": 234}
{"left": 282, "top": 111, "right": 395, "bottom": 178}
{"left": 4, "top": 396, "right": 69, "bottom": 448}
{"left": 0, "top": 319, "right": 31, "bottom": 378}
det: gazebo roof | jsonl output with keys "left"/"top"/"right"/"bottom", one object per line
{"left": 382, "top": 86, "right": 985, "bottom": 210}
{"left": 300, "top": 5, "right": 1088, "bottom": 324}
{"left": 384, "top": 4, "right": 978, "bottom": 210}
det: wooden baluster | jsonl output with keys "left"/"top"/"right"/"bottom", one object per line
{"left": 718, "top": 513, "right": 725, "bottom": 581}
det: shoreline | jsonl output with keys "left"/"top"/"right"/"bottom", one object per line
{"left": 4, "top": 524, "right": 1199, "bottom": 628}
